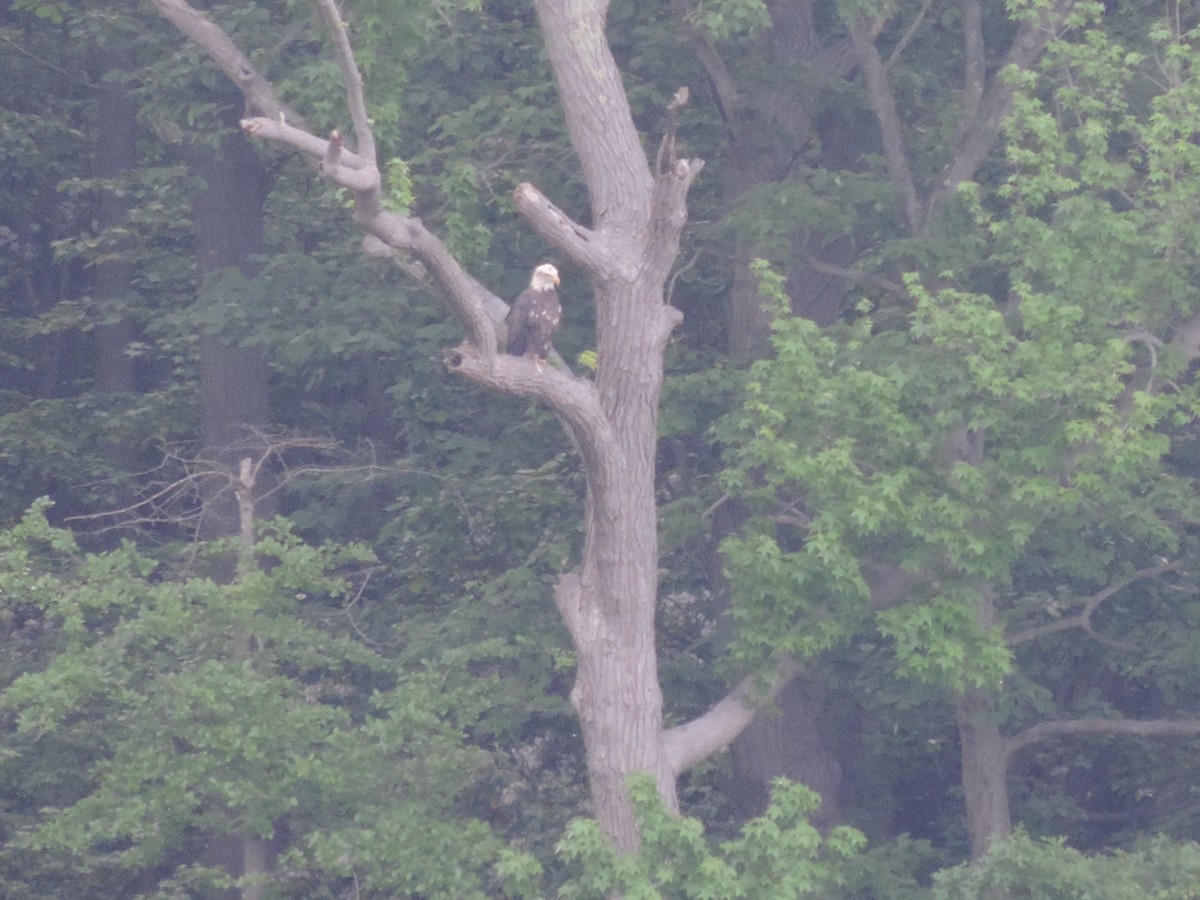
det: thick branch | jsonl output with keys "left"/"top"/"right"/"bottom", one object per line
{"left": 446, "top": 346, "right": 617, "bottom": 460}
{"left": 533, "top": 0, "right": 654, "bottom": 231}
{"left": 663, "top": 655, "right": 801, "bottom": 774}
{"left": 235, "top": 116, "right": 506, "bottom": 355}
{"left": 239, "top": 118, "right": 376, "bottom": 190}
{"left": 365, "top": 212, "right": 506, "bottom": 354}
{"left": 960, "top": 0, "right": 985, "bottom": 125}
{"left": 313, "top": 0, "right": 376, "bottom": 165}
{"left": 1008, "top": 560, "right": 1183, "bottom": 649}
{"left": 656, "top": 86, "right": 690, "bottom": 176}
{"left": 847, "top": 18, "right": 923, "bottom": 234}
{"left": 647, "top": 160, "right": 706, "bottom": 283}
{"left": 931, "top": 0, "right": 1077, "bottom": 210}
{"left": 885, "top": 0, "right": 936, "bottom": 70}
{"left": 513, "top": 183, "right": 611, "bottom": 276}
{"left": 156, "top": 0, "right": 625, "bottom": 478}
{"left": 1006, "top": 717, "right": 1200, "bottom": 763}
{"left": 156, "top": 1, "right": 511, "bottom": 358}
{"left": 151, "top": 0, "right": 304, "bottom": 126}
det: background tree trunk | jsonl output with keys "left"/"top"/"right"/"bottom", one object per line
{"left": 92, "top": 43, "right": 137, "bottom": 400}
{"left": 187, "top": 118, "right": 273, "bottom": 898}
{"left": 188, "top": 123, "right": 271, "bottom": 541}
{"left": 958, "top": 687, "right": 1011, "bottom": 859}
{"left": 90, "top": 40, "right": 142, "bottom": 501}
{"left": 729, "top": 676, "right": 843, "bottom": 827}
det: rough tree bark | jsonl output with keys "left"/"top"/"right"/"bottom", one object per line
{"left": 670, "top": 0, "right": 896, "bottom": 822}
{"left": 728, "top": 675, "right": 843, "bottom": 826}
{"left": 152, "top": 0, "right": 800, "bottom": 853}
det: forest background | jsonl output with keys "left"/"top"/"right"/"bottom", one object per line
{"left": 5, "top": 0, "right": 1200, "bottom": 897}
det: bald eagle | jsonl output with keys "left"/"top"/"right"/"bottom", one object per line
{"left": 506, "top": 263, "right": 561, "bottom": 361}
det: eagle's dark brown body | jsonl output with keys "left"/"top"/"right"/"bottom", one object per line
{"left": 506, "top": 263, "right": 561, "bottom": 360}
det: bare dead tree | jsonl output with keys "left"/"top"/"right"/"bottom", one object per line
{"left": 152, "top": 0, "right": 800, "bottom": 852}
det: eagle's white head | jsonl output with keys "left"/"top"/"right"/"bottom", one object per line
{"left": 530, "top": 263, "right": 560, "bottom": 291}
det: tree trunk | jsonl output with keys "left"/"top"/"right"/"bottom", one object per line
{"left": 187, "top": 119, "right": 273, "bottom": 898}
{"left": 93, "top": 42, "right": 137, "bottom": 399}
{"left": 729, "top": 676, "right": 843, "bottom": 827}
{"left": 841, "top": 3, "right": 1080, "bottom": 851}
{"left": 187, "top": 123, "right": 271, "bottom": 541}
{"left": 563, "top": 274, "right": 680, "bottom": 849}
{"left": 90, "top": 40, "right": 142, "bottom": 502}
{"left": 957, "top": 687, "right": 1011, "bottom": 858}
{"left": 716, "top": 1, "right": 820, "bottom": 358}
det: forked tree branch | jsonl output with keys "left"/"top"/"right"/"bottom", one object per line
{"left": 238, "top": 119, "right": 375, "bottom": 190}
{"left": 152, "top": 0, "right": 617, "bottom": 443}
{"left": 931, "top": 0, "right": 1078, "bottom": 211}
{"left": 447, "top": 347, "right": 622, "bottom": 466}
{"left": 1007, "top": 560, "right": 1184, "bottom": 648}
{"left": 533, "top": 1, "right": 655, "bottom": 232}
{"left": 158, "top": 0, "right": 799, "bottom": 801}
{"left": 647, "top": 163, "right": 706, "bottom": 297}
{"left": 841, "top": 0, "right": 1078, "bottom": 227}
{"left": 512, "top": 182, "right": 610, "bottom": 276}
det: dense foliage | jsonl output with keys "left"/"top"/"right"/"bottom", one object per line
{"left": 3, "top": 0, "right": 1200, "bottom": 896}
